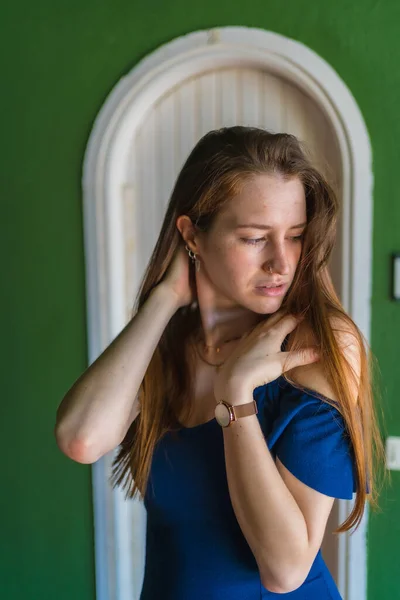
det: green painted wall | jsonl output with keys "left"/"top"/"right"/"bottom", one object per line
{"left": 2, "top": 1, "right": 399, "bottom": 599}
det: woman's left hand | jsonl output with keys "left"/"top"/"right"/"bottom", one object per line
{"left": 213, "top": 309, "right": 320, "bottom": 405}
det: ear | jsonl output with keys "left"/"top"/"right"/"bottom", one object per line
{"left": 176, "top": 215, "right": 201, "bottom": 252}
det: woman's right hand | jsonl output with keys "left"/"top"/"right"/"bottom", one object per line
{"left": 160, "top": 243, "right": 198, "bottom": 309}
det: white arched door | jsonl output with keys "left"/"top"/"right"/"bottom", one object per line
{"left": 83, "top": 27, "right": 372, "bottom": 600}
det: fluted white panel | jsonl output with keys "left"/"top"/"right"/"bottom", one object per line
{"left": 197, "top": 71, "right": 219, "bottom": 136}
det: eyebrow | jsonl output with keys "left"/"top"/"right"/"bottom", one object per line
{"left": 234, "top": 222, "right": 307, "bottom": 230}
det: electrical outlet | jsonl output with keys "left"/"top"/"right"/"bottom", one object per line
{"left": 385, "top": 436, "right": 400, "bottom": 471}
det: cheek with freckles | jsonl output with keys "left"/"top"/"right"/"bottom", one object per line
{"left": 207, "top": 239, "right": 257, "bottom": 293}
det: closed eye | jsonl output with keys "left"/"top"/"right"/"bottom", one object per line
{"left": 241, "top": 237, "right": 266, "bottom": 245}
{"left": 241, "top": 235, "right": 304, "bottom": 246}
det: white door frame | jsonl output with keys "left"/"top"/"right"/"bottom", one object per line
{"left": 82, "top": 27, "right": 373, "bottom": 600}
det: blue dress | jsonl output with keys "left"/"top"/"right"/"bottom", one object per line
{"left": 140, "top": 376, "right": 356, "bottom": 599}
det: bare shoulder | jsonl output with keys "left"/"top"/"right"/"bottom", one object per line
{"left": 288, "top": 313, "right": 362, "bottom": 404}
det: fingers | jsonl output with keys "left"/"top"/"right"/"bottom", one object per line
{"left": 264, "top": 313, "right": 301, "bottom": 343}
{"left": 252, "top": 309, "right": 290, "bottom": 335}
{"left": 249, "top": 311, "right": 305, "bottom": 356}
{"left": 265, "top": 308, "right": 289, "bottom": 326}
{"left": 281, "top": 347, "right": 320, "bottom": 372}
{"left": 248, "top": 311, "right": 300, "bottom": 353}
{"left": 262, "top": 309, "right": 303, "bottom": 329}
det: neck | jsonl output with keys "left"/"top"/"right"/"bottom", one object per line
{"left": 192, "top": 272, "right": 268, "bottom": 350}
{"left": 196, "top": 305, "right": 265, "bottom": 349}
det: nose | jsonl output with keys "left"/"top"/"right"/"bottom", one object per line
{"left": 263, "top": 243, "right": 290, "bottom": 276}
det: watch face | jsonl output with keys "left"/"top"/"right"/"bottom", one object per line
{"left": 215, "top": 402, "right": 231, "bottom": 427}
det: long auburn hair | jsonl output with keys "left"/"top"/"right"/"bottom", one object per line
{"left": 111, "top": 126, "right": 386, "bottom": 533}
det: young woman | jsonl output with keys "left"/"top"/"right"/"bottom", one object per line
{"left": 55, "top": 127, "right": 383, "bottom": 599}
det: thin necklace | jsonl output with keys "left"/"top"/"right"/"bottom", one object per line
{"left": 193, "top": 333, "right": 245, "bottom": 369}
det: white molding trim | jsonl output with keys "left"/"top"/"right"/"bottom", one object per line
{"left": 82, "top": 27, "right": 373, "bottom": 600}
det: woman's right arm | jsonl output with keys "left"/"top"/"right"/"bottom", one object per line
{"left": 54, "top": 283, "right": 180, "bottom": 464}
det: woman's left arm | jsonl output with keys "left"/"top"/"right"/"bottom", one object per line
{"left": 222, "top": 386, "right": 334, "bottom": 594}
{"left": 217, "top": 313, "right": 360, "bottom": 594}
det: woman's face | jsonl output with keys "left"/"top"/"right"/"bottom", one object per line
{"left": 196, "top": 173, "right": 307, "bottom": 314}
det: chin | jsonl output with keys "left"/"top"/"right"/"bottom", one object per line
{"left": 250, "top": 299, "right": 284, "bottom": 315}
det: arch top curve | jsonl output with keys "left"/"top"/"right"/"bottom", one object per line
{"left": 84, "top": 26, "right": 372, "bottom": 175}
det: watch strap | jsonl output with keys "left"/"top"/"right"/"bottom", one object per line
{"left": 232, "top": 400, "right": 258, "bottom": 420}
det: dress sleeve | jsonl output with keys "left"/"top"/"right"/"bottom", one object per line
{"left": 266, "top": 379, "right": 356, "bottom": 499}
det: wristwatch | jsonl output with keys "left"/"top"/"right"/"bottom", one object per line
{"left": 214, "top": 399, "right": 258, "bottom": 428}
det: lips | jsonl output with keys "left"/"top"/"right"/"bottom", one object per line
{"left": 256, "top": 282, "right": 284, "bottom": 288}
{"left": 254, "top": 283, "right": 287, "bottom": 297}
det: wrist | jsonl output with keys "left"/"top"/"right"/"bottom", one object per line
{"left": 216, "top": 380, "right": 253, "bottom": 406}
{"left": 152, "top": 283, "right": 181, "bottom": 311}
